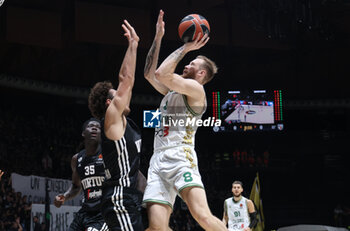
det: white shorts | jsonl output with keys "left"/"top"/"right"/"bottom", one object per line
{"left": 142, "top": 146, "right": 204, "bottom": 208}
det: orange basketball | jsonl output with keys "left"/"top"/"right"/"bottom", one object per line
{"left": 178, "top": 14, "right": 210, "bottom": 43}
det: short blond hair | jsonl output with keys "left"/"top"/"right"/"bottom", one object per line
{"left": 197, "top": 55, "right": 218, "bottom": 84}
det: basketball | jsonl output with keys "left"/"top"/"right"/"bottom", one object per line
{"left": 178, "top": 14, "right": 210, "bottom": 43}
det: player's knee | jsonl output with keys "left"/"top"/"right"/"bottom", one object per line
{"left": 192, "top": 211, "right": 213, "bottom": 229}
{"left": 147, "top": 220, "right": 169, "bottom": 231}
{"left": 198, "top": 216, "right": 212, "bottom": 229}
{"left": 146, "top": 225, "right": 167, "bottom": 231}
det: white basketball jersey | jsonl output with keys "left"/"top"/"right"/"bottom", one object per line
{"left": 153, "top": 91, "right": 205, "bottom": 151}
{"left": 225, "top": 196, "right": 251, "bottom": 231}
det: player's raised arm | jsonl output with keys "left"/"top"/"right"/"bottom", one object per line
{"left": 155, "top": 33, "right": 209, "bottom": 101}
{"left": 112, "top": 20, "right": 139, "bottom": 115}
{"left": 144, "top": 10, "right": 169, "bottom": 95}
{"left": 105, "top": 20, "right": 139, "bottom": 141}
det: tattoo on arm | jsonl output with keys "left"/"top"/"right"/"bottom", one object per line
{"left": 171, "top": 46, "right": 185, "bottom": 64}
{"left": 144, "top": 40, "right": 157, "bottom": 76}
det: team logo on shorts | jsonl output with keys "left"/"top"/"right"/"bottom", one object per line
{"left": 143, "top": 109, "right": 161, "bottom": 128}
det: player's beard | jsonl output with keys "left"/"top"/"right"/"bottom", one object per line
{"left": 183, "top": 72, "right": 195, "bottom": 79}
{"left": 182, "top": 68, "right": 196, "bottom": 79}
{"left": 233, "top": 192, "right": 242, "bottom": 197}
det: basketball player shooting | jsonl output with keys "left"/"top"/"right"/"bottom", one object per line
{"left": 143, "top": 10, "right": 227, "bottom": 231}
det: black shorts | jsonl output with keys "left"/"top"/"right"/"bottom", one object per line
{"left": 69, "top": 209, "right": 107, "bottom": 231}
{"left": 101, "top": 186, "right": 144, "bottom": 231}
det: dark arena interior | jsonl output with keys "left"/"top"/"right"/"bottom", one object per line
{"left": 0, "top": 0, "right": 349, "bottom": 230}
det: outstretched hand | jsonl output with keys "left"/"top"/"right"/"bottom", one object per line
{"left": 155, "top": 10, "right": 165, "bottom": 39}
{"left": 183, "top": 32, "right": 209, "bottom": 52}
{"left": 54, "top": 194, "right": 65, "bottom": 208}
{"left": 122, "top": 20, "right": 139, "bottom": 44}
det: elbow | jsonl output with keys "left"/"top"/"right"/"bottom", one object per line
{"left": 154, "top": 70, "right": 163, "bottom": 83}
{"left": 155, "top": 69, "right": 168, "bottom": 83}
{"left": 154, "top": 69, "right": 161, "bottom": 79}
{"left": 144, "top": 72, "right": 151, "bottom": 80}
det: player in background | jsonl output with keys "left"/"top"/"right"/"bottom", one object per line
{"left": 222, "top": 181, "right": 257, "bottom": 231}
{"left": 54, "top": 118, "right": 108, "bottom": 231}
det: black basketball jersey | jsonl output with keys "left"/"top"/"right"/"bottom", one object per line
{"left": 76, "top": 147, "right": 105, "bottom": 212}
{"left": 101, "top": 117, "right": 142, "bottom": 189}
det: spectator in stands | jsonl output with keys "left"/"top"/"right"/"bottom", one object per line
{"left": 22, "top": 197, "right": 31, "bottom": 231}
{"left": 41, "top": 152, "right": 53, "bottom": 176}
{"left": 40, "top": 222, "right": 46, "bottom": 231}
{"left": 334, "top": 203, "right": 344, "bottom": 227}
{"left": 233, "top": 148, "right": 241, "bottom": 167}
{"left": 7, "top": 217, "right": 23, "bottom": 231}
{"left": 343, "top": 205, "right": 350, "bottom": 228}
{"left": 248, "top": 149, "right": 256, "bottom": 167}
{"left": 263, "top": 149, "right": 270, "bottom": 167}
{"left": 0, "top": 173, "right": 32, "bottom": 231}
{"left": 241, "top": 149, "right": 248, "bottom": 167}
{"left": 0, "top": 220, "right": 4, "bottom": 231}
{"left": 33, "top": 216, "right": 41, "bottom": 231}
{"left": 256, "top": 153, "right": 263, "bottom": 167}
